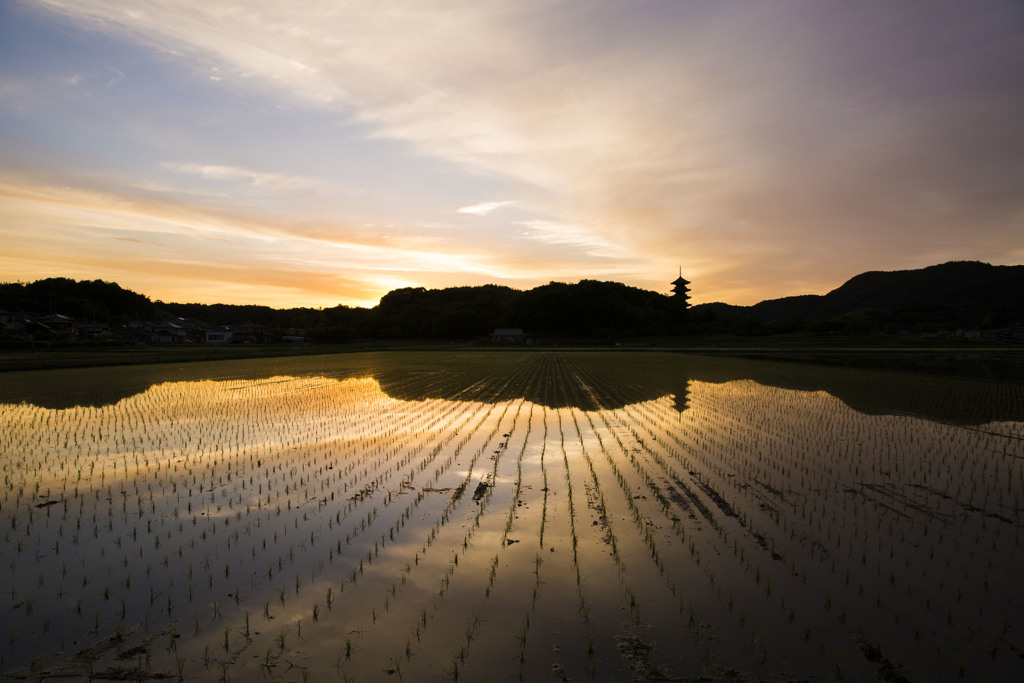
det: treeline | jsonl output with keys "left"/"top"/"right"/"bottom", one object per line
{"left": 0, "top": 277, "right": 689, "bottom": 341}
{"left": 3, "top": 260, "right": 1022, "bottom": 342}
{"left": 196, "top": 279, "right": 686, "bottom": 340}
{"left": 0, "top": 278, "right": 157, "bottom": 323}
{"left": 371, "top": 280, "right": 684, "bottom": 339}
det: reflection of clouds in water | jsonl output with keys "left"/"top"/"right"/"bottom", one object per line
{"left": 6, "top": 374, "right": 400, "bottom": 496}
{"left": 1, "top": 352, "right": 1021, "bottom": 425}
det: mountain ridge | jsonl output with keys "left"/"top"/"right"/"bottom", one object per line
{"left": 694, "top": 261, "right": 1024, "bottom": 329}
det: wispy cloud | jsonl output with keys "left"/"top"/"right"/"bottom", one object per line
{"left": 518, "top": 219, "right": 634, "bottom": 260}
{"left": 456, "top": 200, "right": 514, "bottom": 216}
{"left": 104, "top": 67, "right": 124, "bottom": 87}
{"left": 161, "top": 162, "right": 322, "bottom": 193}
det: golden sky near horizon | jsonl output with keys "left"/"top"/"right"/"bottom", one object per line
{"left": 1, "top": 1, "right": 1023, "bottom": 308}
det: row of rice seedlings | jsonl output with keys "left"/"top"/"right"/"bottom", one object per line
{"left": 493, "top": 405, "right": 596, "bottom": 681}
{"left": 432, "top": 402, "right": 537, "bottom": 680}
{"left": 263, "top": 415, "right": 499, "bottom": 678}
{"left": 2, "top": 374, "right": 491, "bottom": 679}
{"left": 368, "top": 411, "right": 524, "bottom": 679}
{"left": 299, "top": 356, "right": 1024, "bottom": 679}
{"left": 0, "top": 364, "right": 430, "bottom": 656}
{"left": 696, "top": 397, "right": 921, "bottom": 663}
{"left": 583, "top": 416, "right": 726, "bottom": 675}
{"left": 630, "top": 368, "right": 1024, "bottom": 681}
{"left": 637, "top": 399, "right": 863, "bottom": 673}
{"left": 553, "top": 397, "right": 671, "bottom": 679}
{"left": 310, "top": 359, "right": 546, "bottom": 679}
{"left": 555, "top": 406, "right": 598, "bottom": 677}
{"left": 466, "top": 389, "right": 596, "bottom": 680}
{"left": 173, "top": 367, "right": 531, "bottom": 680}
{"left": 378, "top": 359, "right": 570, "bottom": 680}
{"left": 564, "top": 352, "right": 1023, "bottom": 679}
{"left": 260, "top": 400, "right": 519, "bottom": 679}
{"left": 570, "top": 357, "right": 817, "bottom": 674}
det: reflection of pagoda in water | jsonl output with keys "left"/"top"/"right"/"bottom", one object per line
{"left": 671, "top": 268, "right": 690, "bottom": 309}
{"left": 671, "top": 380, "right": 690, "bottom": 414}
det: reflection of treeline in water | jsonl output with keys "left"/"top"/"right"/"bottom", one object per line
{"left": 373, "top": 353, "right": 1024, "bottom": 426}
{"left": 4, "top": 261, "right": 1023, "bottom": 341}
{"left": 3, "top": 351, "right": 1021, "bottom": 426}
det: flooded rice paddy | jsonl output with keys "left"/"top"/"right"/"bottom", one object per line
{"left": 1, "top": 351, "right": 1023, "bottom": 681}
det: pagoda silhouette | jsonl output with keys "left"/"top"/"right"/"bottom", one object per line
{"left": 671, "top": 269, "right": 690, "bottom": 309}
{"left": 671, "top": 380, "right": 691, "bottom": 414}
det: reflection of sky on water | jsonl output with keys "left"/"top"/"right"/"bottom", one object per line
{"left": 2, "top": 352, "right": 1022, "bottom": 426}
{"left": 1, "top": 351, "right": 1022, "bottom": 681}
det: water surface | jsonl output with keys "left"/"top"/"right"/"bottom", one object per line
{"left": 1, "top": 351, "right": 1021, "bottom": 680}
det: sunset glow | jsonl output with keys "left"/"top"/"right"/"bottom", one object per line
{"left": 2, "top": 1, "right": 1022, "bottom": 307}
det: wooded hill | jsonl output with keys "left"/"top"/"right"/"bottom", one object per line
{"left": 2, "top": 261, "right": 1022, "bottom": 340}
{"left": 694, "top": 261, "right": 1024, "bottom": 335}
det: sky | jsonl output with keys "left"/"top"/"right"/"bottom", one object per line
{"left": 1, "top": 1, "right": 1023, "bottom": 309}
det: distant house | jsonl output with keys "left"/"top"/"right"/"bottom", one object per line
{"left": 79, "top": 322, "right": 112, "bottom": 341}
{"left": 38, "top": 313, "right": 75, "bottom": 329}
{"left": 164, "top": 316, "right": 209, "bottom": 344}
{"left": 151, "top": 321, "right": 187, "bottom": 344}
{"left": 114, "top": 321, "right": 151, "bottom": 344}
{"left": 230, "top": 322, "right": 268, "bottom": 344}
{"left": 38, "top": 313, "right": 77, "bottom": 339}
{"left": 23, "top": 320, "right": 54, "bottom": 338}
{"left": 205, "top": 326, "right": 233, "bottom": 344}
{"left": 282, "top": 327, "right": 305, "bottom": 343}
